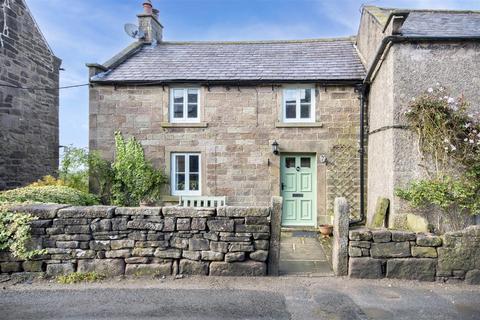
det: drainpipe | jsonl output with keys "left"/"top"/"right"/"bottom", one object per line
{"left": 350, "top": 84, "right": 367, "bottom": 226}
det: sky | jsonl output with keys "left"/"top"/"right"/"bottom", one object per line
{"left": 27, "top": 0, "right": 480, "bottom": 148}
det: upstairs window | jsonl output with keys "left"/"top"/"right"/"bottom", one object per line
{"left": 171, "top": 153, "right": 201, "bottom": 196}
{"left": 170, "top": 88, "right": 200, "bottom": 123}
{"left": 282, "top": 88, "right": 315, "bottom": 123}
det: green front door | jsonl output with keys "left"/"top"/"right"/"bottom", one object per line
{"left": 280, "top": 154, "right": 317, "bottom": 226}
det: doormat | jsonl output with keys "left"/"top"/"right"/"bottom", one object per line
{"left": 291, "top": 231, "right": 318, "bottom": 238}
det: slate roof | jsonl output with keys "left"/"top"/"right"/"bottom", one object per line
{"left": 399, "top": 11, "right": 480, "bottom": 37}
{"left": 91, "top": 38, "right": 366, "bottom": 83}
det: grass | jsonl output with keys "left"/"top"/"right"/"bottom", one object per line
{"left": 57, "top": 272, "right": 105, "bottom": 284}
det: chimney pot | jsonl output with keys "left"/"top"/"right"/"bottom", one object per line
{"left": 143, "top": 1, "right": 153, "bottom": 15}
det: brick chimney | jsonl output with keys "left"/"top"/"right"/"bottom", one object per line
{"left": 137, "top": 0, "right": 163, "bottom": 43}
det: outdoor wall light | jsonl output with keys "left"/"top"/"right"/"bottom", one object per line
{"left": 272, "top": 140, "right": 279, "bottom": 155}
{"left": 319, "top": 154, "right": 327, "bottom": 164}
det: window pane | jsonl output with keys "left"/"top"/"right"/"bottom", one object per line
{"left": 176, "top": 174, "right": 185, "bottom": 191}
{"left": 284, "top": 90, "right": 296, "bottom": 104}
{"left": 175, "top": 155, "right": 185, "bottom": 173}
{"left": 189, "top": 155, "right": 199, "bottom": 173}
{"left": 300, "top": 104, "right": 311, "bottom": 119}
{"left": 188, "top": 104, "right": 198, "bottom": 118}
{"left": 301, "top": 157, "right": 311, "bottom": 168}
{"left": 286, "top": 103, "right": 296, "bottom": 119}
{"left": 187, "top": 89, "right": 198, "bottom": 104}
{"left": 189, "top": 173, "right": 199, "bottom": 191}
{"left": 174, "top": 103, "right": 184, "bottom": 118}
{"left": 300, "top": 89, "right": 311, "bottom": 104}
{"left": 285, "top": 157, "right": 295, "bottom": 168}
{"left": 173, "top": 89, "right": 184, "bottom": 104}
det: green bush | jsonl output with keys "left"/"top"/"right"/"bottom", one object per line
{"left": 0, "top": 205, "right": 46, "bottom": 259}
{"left": 111, "top": 132, "right": 167, "bottom": 206}
{"left": 59, "top": 146, "right": 90, "bottom": 193}
{"left": 0, "top": 185, "right": 99, "bottom": 206}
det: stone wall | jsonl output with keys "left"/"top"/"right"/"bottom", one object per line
{"left": 0, "top": 203, "right": 276, "bottom": 277}
{"left": 0, "top": 0, "right": 61, "bottom": 190}
{"left": 348, "top": 227, "right": 480, "bottom": 284}
{"left": 89, "top": 84, "right": 362, "bottom": 224}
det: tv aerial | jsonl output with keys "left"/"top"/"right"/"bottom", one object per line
{"left": 124, "top": 23, "right": 145, "bottom": 39}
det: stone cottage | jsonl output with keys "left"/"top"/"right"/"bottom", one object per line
{"left": 0, "top": 0, "right": 61, "bottom": 190}
{"left": 88, "top": 1, "right": 365, "bottom": 228}
{"left": 88, "top": 2, "right": 480, "bottom": 230}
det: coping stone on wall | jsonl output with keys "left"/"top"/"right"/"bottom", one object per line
{"left": 9, "top": 203, "right": 70, "bottom": 219}
{"left": 162, "top": 207, "right": 215, "bottom": 217}
{"left": 116, "top": 207, "right": 162, "bottom": 216}
{"left": 57, "top": 206, "right": 116, "bottom": 219}
{"left": 332, "top": 197, "right": 350, "bottom": 276}
{"left": 217, "top": 207, "right": 271, "bottom": 217}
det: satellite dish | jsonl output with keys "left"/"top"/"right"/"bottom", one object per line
{"left": 124, "top": 23, "right": 145, "bottom": 39}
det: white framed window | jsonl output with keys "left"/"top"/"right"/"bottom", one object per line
{"left": 170, "top": 88, "right": 200, "bottom": 123}
{"left": 282, "top": 88, "right": 315, "bottom": 123}
{"left": 171, "top": 153, "right": 201, "bottom": 196}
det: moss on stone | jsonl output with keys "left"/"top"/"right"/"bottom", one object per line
{"left": 369, "top": 197, "right": 389, "bottom": 228}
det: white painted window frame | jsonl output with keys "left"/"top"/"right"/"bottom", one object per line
{"left": 282, "top": 87, "right": 316, "bottom": 123}
{"left": 171, "top": 153, "right": 201, "bottom": 196}
{"left": 169, "top": 88, "right": 200, "bottom": 123}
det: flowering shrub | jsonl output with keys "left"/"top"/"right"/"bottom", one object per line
{"left": 396, "top": 85, "right": 480, "bottom": 230}
{"left": 29, "top": 175, "right": 67, "bottom": 188}
{"left": 0, "top": 186, "right": 99, "bottom": 206}
{"left": 403, "top": 85, "right": 480, "bottom": 174}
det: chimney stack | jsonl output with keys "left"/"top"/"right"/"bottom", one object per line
{"left": 138, "top": 0, "right": 163, "bottom": 43}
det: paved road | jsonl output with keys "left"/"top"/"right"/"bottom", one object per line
{"left": 1, "top": 276, "right": 480, "bottom": 319}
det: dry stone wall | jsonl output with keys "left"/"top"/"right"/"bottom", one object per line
{"left": 348, "top": 226, "right": 480, "bottom": 284}
{"left": 0, "top": 203, "right": 274, "bottom": 277}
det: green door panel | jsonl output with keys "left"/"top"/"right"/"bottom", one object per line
{"left": 280, "top": 154, "right": 316, "bottom": 226}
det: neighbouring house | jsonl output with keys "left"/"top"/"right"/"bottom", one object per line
{"left": 88, "top": 1, "right": 480, "bottom": 231}
{"left": 0, "top": 0, "right": 61, "bottom": 190}
{"left": 356, "top": 6, "right": 480, "bottom": 230}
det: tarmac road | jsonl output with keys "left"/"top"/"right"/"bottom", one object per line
{"left": 1, "top": 276, "right": 480, "bottom": 319}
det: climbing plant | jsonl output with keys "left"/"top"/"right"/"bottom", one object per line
{"left": 396, "top": 85, "right": 480, "bottom": 229}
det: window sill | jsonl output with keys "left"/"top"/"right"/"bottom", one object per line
{"left": 275, "top": 122, "right": 323, "bottom": 128}
{"left": 161, "top": 122, "right": 208, "bottom": 128}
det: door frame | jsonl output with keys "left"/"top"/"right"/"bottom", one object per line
{"left": 279, "top": 153, "right": 317, "bottom": 227}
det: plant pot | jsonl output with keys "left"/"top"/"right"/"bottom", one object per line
{"left": 319, "top": 224, "right": 333, "bottom": 237}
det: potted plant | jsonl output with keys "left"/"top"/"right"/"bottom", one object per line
{"left": 319, "top": 224, "right": 333, "bottom": 237}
